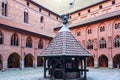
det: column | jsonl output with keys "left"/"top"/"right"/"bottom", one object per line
{"left": 44, "top": 58, "right": 46, "bottom": 78}
{"left": 84, "top": 58, "right": 87, "bottom": 80}
{"left": 94, "top": 59, "right": 98, "bottom": 68}
{"left": 2, "top": 60, "right": 7, "bottom": 71}
{"left": 20, "top": 60, "right": 24, "bottom": 69}
{"left": 108, "top": 60, "right": 113, "bottom": 68}
{"left": 34, "top": 60, "right": 37, "bottom": 68}
{"left": 63, "top": 57, "right": 66, "bottom": 80}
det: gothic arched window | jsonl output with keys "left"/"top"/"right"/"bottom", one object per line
{"left": 100, "top": 26, "right": 105, "bottom": 32}
{"left": 115, "top": 23, "right": 120, "bottom": 29}
{"left": 11, "top": 34, "right": 18, "bottom": 46}
{"left": 38, "top": 39, "right": 43, "bottom": 49}
{"left": 100, "top": 38, "right": 106, "bottom": 49}
{"left": 40, "top": 16, "right": 44, "bottom": 23}
{"left": 24, "top": 9, "right": 28, "bottom": 23}
{"left": 77, "top": 31, "right": 80, "bottom": 36}
{"left": 88, "top": 29, "right": 92, "bottom": 34}
{"left": 114, "top": 35, "right": 120, "bottom": 48}
{"left": 87, "top": 39, "right": 93, "bottom": 50}
{"left": 26, "top": 37, "right": 32, "bottom": 48}
{"left": 0, "top": 31, "right": 3, "bottom": 44}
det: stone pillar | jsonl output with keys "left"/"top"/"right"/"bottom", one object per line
{"left": 94, "top": 60, "right": 98, "bottom": 68}
{"left": 2, "top": 61, "right": 7, "bottom": 70}
{"left": 20, "top": 60, "right": 24, "bottom": 70}
{"left": 34, "top": 60, "right": 37, "bottom": 68}
{"left": 108, "top": 60, "right": 113, "bottom": 68}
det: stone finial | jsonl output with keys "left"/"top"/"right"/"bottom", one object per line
{"left": 60, "top": 14, "right": 69, "bottom": 25}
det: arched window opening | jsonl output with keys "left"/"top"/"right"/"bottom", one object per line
{"left": 88, "top": 29, "right": 92, "bottom": 34}
{"left": 0, "top": 31, "right": 3, "bottom": 44}
{"left": 87, "top": 39, "right": 93, "bottom": 50}
{"left": 38, "top": 39, "right": 43, "bottom": 49}
{"left": 77, "top": 31, "right": 80, "bottom": 36}
{"left": 11, "top": 34, "right": 18, "bottom": 46}
{"left": 40, "top": 16, "right": 44, "bottom": 23}
{"left": 2, "top": 0, "right": 7, "bottom": 16}
{"left": 100, "top": 26, "right": 105, "bottom": 32}
{"left": 115, "top": 23, "right": 120, "bottom": 29}
{"left": 26, "top": 37, "right": 32, "bottom": 48}
{"left": 112, "top": 0, "right": 115, "bottom": 5}
{"left": 24, "top": 9, "right": 28, "bottom": 23}
{"left": 114, "top": 35, "right": 120, "bottom": 48}
{"left": 100, "top": 38, "right": 106, "bottom": 49}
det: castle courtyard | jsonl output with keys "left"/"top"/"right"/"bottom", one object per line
{"left": 0, "top": 67, "right": 120, "bottom": 80}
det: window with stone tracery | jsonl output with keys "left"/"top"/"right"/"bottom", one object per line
{"left": 87, "top": 39, "right": 93, "bottom": 50}
{"left": 11, "top": 34, "right": 18, "bottom": 46}
{"left": 88, "top": 29, "right": 92, "bottom": 34}
{"left": 100, "top": 38, "right": 106, "bottom": 49}
{"left": 77, "top": 31, "right": 80, "bottom": 36}
{"left": 26, "top": 37, "right": 32, "bottom": 48}
{"left": 114, "top": 35, "right": 120, "bottom": 48}
{"left": 115, "top": 23, "right": 120, "bottom": 29}
{"left": 38, "top": 39, "right": 43, "bottom": 49}
{"left": 100, "top": 26, "right": 105, "bottom": 32}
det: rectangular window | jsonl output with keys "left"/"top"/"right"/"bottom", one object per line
{"left": 99, "top": 5, "right": 102, "bottom": 9}
{"left": 2, "top": 2, "right": 7, "bottom": 16}
{"left": 88, "top": 9, "right": 90, "bottom": 13}
{"left": 39, "top": 8, "right": 41, "bottom": 12}
{"left": 112, "top": 0, "right": 115, "bottom": 5}
{"left": 56, "top": 16, "right": 58, "bottom": 20}
{"left": 48, "top": 12, "right": 50, "bottom": 16}
{"left": 26, "top": 1, "right": 29, "bottom": 6}
{"left": 24, "top": 12, "right": 28, "bottom": 23}
{"left": 78, "top": 13, "right": 80, "bottom": 16}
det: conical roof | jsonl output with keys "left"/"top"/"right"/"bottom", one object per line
{"left": 40, "top": 24, "right": 92, "bottom": 57}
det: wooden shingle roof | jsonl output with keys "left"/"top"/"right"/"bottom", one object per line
{"left": 41, "top": 24, "right": 92, "bottom": 57}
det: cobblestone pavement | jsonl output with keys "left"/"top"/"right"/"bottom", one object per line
{"left": 0, "top": 67, "right": 120, "bottom": 80}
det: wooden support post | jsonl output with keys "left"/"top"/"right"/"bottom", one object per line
{"left": 84, "top": 58, "right": 87, "bottom": 80}
{"left": 44, "top": 58, "right": 46, "bottom": 78}
{"left": 63, "top": 57, "right": 66, "bottom": 80}
{"left": 81, "top": 59, "right": 83, "bottom": 75}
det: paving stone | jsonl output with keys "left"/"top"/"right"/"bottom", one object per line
{"left": 0, "top": 67, "right": 120, "bottom": 80}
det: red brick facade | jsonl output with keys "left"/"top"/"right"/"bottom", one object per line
{"left": 55, "top": 0, "right": 120, "bottom": 68}
{"left": 0, "top": 0, "right": 59, "bottom": 70}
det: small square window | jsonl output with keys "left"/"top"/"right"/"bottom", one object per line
{"left": 88, "top": 9, "right": 90, "bottom": 13}
{"left": 78, "top": 13, "right": 80, "bottom": 16}
{"left": 112, "top": 0, "right": 115, "bottom": 5}
{"left": 99, "top": 5, "right": 102, "bottom": 9}
{"left": 48, "top": 12, "right": 50, "bottom": 16}
{"left": 77, "top": 32, "right": 80, "bottom": 36}
{"left": 39, "top": 8, "right": 41, "bottom": 12}
{"left": 26, "top": 1, "right": 29, "bottom": 6}
{"left": 56, "top": 16, "right": 58, "bottom": 20}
